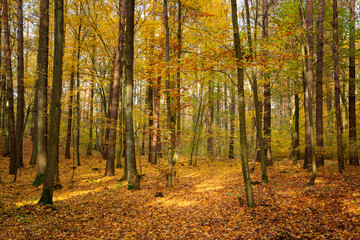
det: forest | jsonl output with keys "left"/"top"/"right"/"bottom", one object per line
{"left": 0, "top": 0, "right": 360, "bottom": 238}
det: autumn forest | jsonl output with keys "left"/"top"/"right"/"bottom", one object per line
{"left": 0, "top": 0, "right": 360, "bottom": 238}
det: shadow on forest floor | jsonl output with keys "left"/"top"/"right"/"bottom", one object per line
{"left": 0, "top": 137, "right": 359, "bottom": 239}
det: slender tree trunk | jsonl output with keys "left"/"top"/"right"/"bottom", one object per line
{"left": 147, "top": 70, "right": 154, "bottom": 163}
{"left": 16, "top": 0, "right": 25, "bottom": 169}
{"left": 245, "top": 0, "right": 268, "bottom": 182}
{"left": 164, "top": 0, "right": 177, "bottom": 188}
{"left": 262, "top": 0, "right": 272, "bottom": 167}
{"left": 150, "top": 77, "right": 160, "bottom": 165}
{"left": 315, "top": 0, "right": 325, "bottom": 166}
{"left": 39, "top": 0, "right": 64, "bottom": 204}
{"left": 231, "top": 0, "right": 255, "bottom": 207}
{"left": 103, "top": 80, "right": 113, "bottom": 159}
{"left": 228, "top": 86, "right": 235, "bottom": 159}
{"left": 301, "top": 0, "right": 317, "bottom": 184}
{"left": 207, "top": 80, "right": 214, "bottom": 158}
{"left": 125, "top": 0, "right": 140, "bottom": 190}
{"left": 76, "top": 25, "right": 81, "bottom": 167}
{"left": 3, "top": 0, "right": 17, "bottom": 175}
{"left": 87, "top": 43, "right": 96, "bottom": 156}
{"left": 348, "top": 0, "right": 358, "bottom": 166}
{"left": 292, "top": 94, "right": 300, "bottom": 164}
{"left": 333, "top": 0, "right": 344, "bottom": 173}
{"left": 105, "top": 0, "right": 126, "bottom": 176}
{"left": 176, "top": 0, "right": 182, "bottom": 135}
{"left": 29, "top": 81, "right": 37, "bottom": 165}
{"left": 65, "top": 70, "right": 75, "bottom": 159}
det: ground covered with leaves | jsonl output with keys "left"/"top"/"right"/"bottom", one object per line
{"left": 1, "top": 139, "right": 360, "bottom": 239}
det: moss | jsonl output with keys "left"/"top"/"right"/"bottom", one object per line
{"left": 38, "top": 189, "right": 53, "bottom": 205}
{"left": 32, "top": 174, "right": 45, "bottom": 187}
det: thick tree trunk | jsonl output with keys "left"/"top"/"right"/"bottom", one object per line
{"left": 35, "top": 0, "right": 50, "bottom": 183}
{"left": 65, "top": 70, "right": 75, "bottom": 159}
{"left": 39, "top": 0, "right": 64, "bottom": 205}
{"left": 231, "top": 0, "right": 255, "bottom": 207}
{"left": 3, "top": 0, "right": 17, "bottom": 175}
{"left": 348, "top": 0, "right": 358, "bottom": 165}
{"left": 16, "top": 0, "right": 25, "bottom": 169}
{"left": 105, "top": 0, "right": 126, "bottom": 176}
{"left": 315, "top": 0, "right": 325, "bottom": 166}
{"left": 333, "top": 0, "right": 344, "bottom": 173}
{"left": 125, "top": 0, "right": 140, "bottom": 190}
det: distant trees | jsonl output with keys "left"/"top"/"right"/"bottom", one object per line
{"left": 0, "top": 0, "right": 359, "bottom": 206}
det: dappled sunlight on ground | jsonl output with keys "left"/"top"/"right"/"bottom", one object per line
{"left": 1, "top": 139, "right": 360, "bottom": 239}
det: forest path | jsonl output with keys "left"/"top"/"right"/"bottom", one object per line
{"left": 0, "top": 139, "right": 359, "bottom": 239}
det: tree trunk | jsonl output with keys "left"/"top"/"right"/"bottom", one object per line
{"left": 39, "top": 0, "right": 64, "bottom": 205}
{"left": 292, "top": 94, "right": 300, "bottom": 165}
{"left": 87, "top": 43, "right": 96, "bottom": 156}
{"left": 176, "top": 0, "right": 182, "bottom": 136}
{"left": 65, "top": 70, "right": 75, "bottom": 159}
{"left": 207, "top": 80, "right": 214, "bottom": 158}
{"left": 228, "top": 86, "right": 235, "bottom": 159}
{"left": 35, "top": 0, "right": 50, "bottom": 183}
{"left": 231, "top": 0, "right": 255, "bottom": 207}
{"left": 348, "top": 0, "right": 358, "bottom": 165}
{"left": 301, "top": 0, "right": 316, "bottom": 184}
{"left": 105, "top": 0, "right": 126, "bottom": 176}
{"left": 262, "top": 0, "right": 272, "bottom": 167}
{"left": 333, "top": 0, "right": 344, "bottom": 173}
{"left": 245, "top": 0, "right": 268, "bottom": 183}
{"left": 125, "top": 0, "right": 140, "bottom": 190}
{"left": 3, "top": 0, "right": 17, "bottom": 175}
{"left": 76, "top": 25, "right": 82, "bottom": 167}
{"left": 16, "top": 0, "right": 25, "bottom": 169}
{"left": 164, "top": 0, "right": 177, "bottom": 188}
{"left": 315, "top": 0, "right": 325, "bottom": 166}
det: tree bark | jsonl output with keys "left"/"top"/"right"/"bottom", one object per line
{"left": 125, "top": 0, "right": 140, "bottom": 190}
{"left": 262, "top": 0, "right": 272, "bottom": 167}
{"left": 315, "top": 0, "right": 325, "bottom": 166}
{"left": 105, "top": 0, "right": 126, "bottom": 176}
{"left": 39, "top": 0, "right": 64, "bottom": 205}
{"left": 35, "top": 0, "right": 50, "bottom": 183}
{"left": 333, "top": 0, "right": 344, "bottom": 173}
{"left": 228, "top": 86, "right": 235, "bottom": 159}
{"left": 292, "top": 94, "right": 300, "bottom": 165}
{"left": 164, "top": 0, "right": 177, "bottom": 188}
{"left": 231, "top": 0, "right": 255, "bottom": 207}
{"left": 176, "top": 0, "right": 182, "bottom": 136}
{"left": 3, "top": 0, "right": 17, "bottom": 175}
{"left": 244, "top": 0, "right": 268, "bottom": 182}
{"left": 75, "top": 25, "right": 81, "bottom": 167}
{"left": 207, "top": 80, "right": 214, "bottom": 158}
{"left": 16, "top": 0, "right": 25, "bottom": 169}
{"left": 65, "top": 70, "right": 75, "bottom": 159}
{"left": 348, "top": 0, "right": 358, "bottom": 165}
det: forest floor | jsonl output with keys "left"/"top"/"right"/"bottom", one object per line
{"left": 0, "top": 138, "right": 360, "bottom": 239}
